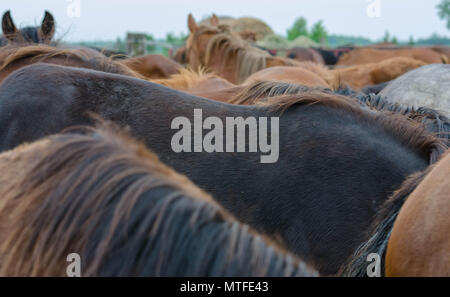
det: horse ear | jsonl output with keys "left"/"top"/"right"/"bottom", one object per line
{"left": 2, "top": 10, "right": 18, "bottom": 41}
{"left": 39, "top": 11, "right": 55, "bottom": 42}
{"left": 210, "top": 14, "right": 219, "bottom": 26}
{"left": 188, "top": 13, "right": 198, "bottom": 33}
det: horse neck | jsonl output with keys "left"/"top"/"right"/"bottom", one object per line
{"left": 206, "top": 50, "right": 239, "bottom": 84}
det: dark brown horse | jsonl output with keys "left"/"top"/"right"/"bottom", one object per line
{"left": 1, "top": 10, "right": 55, "bottom": 45}
{"left": 0, "top": 122, "right": 317, "bottom": 277}
{"left": 0, "top": 63, "right": 447, "bottom": 274}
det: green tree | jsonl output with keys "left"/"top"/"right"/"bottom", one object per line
{"left": 309, "top": 21, "right": 328, "bottom": 44}
{"left": 437, "top": 0, "right": 450, "bottom": 29}
{"left": 382, "top": 30, "right": 391, "bottom": 43}
{"left": 287, "top": 17, "right": 308, "bottom": 41}
{"left": 408, "top": 35, "right": 415, "bottom": 45}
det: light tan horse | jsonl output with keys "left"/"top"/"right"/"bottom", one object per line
{"left": 186, "top": 14, "right": 298, "bottom": 84}
{"left": 337, "top": 47, "right": 447, "bottom": 66}
{"left": 331, "top": 57, "right": 426, "bottom": 90}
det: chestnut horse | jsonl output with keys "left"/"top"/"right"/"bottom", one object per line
{"left": 243, "top": 66, "right": 329, "bottom": 88}
{"left": 186, "top": 14, "right": 298, "bottom": 83}
{"left": 331, "top": 57, "right": 426, "bottom": 90}
{"left": 337, "top": 47, "right": 447, "bottom": 66}
{"left": 1, "top": 10, "right": 55, "bottom": 45}
{"left": 120, "top": 54, "right": 183, "bottom": 79}
{"left": 287, "top": 47, "right": 325, "bottom": 64}
{"left": 0, "top": 122, "right": 317, "bottom": 277}
{"left": 0, "top": 63, "right": 447, "bottom": 275}
{"left": 0, "top": 44, "right": 142, "bottom": 83}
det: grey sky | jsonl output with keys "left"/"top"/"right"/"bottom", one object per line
{"left": 1, "top": 0, "right": 448, "bottom": 42}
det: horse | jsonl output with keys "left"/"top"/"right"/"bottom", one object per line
{"left": 0, "top": 63, "right": 447, "bottom": 275}
{"left": 337, "top": 47, "right": 447, "bottom": 66}
{"left": 173, "top": 46, "right": 188, "bottom": 64}
{"left": 1, "top": 10, "right": 55, "bottom": 45}
{"left": 242, "top": 66, "right": 330, "bottom": 88}
{"left": 186, "top": 14, "right": 298, "bottom": 84}
{"left": 331, "top": 57, "right": 426, "bottom": 90}
{"left": 120, "top": 54, "right": 183, "bottom": 79}
{"left": 340, "top": 151, "right": 450, "bottom": 277}
{"left": 151, "top": 67, "right": 235, "bottom": 93}
{"left": 0, "top": 121, "right": 317, "bottom": 277}
{"left": 379, "top": 64, "right": 450, "bottom": 116}
{"left": 0, "top": 44, "right": 142, "bottom": 83}
{"left": 286, "top": 47, "right": 325, "bottom": 64}
{"left": 228, "top": 81, "right": 450, "bottom": 147}
{"left": 385, "top": 151, "right": 450, "bottom": 276}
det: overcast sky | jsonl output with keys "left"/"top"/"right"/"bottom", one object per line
{"left": 1, "top": 0, "right": 448, "bottom": 42}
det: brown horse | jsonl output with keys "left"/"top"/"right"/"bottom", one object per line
{"left": 287, "top": 47, "right": 325, "bottom": 64}
{"left": 1, "top": 10, "right": 55, "bottom": 45}
{"left": 243, "top": 66, "right": 329, "bottom": 88}
{"left": 385, "top": 151, "right": 450, "bottom": 276}
{"left": 331, "top": 57, "right": 426, "bottom": 90}
{"left": 186, "top": 14, "right": 298, "bottom": 83}
{"left": 120, "top": 54, "right": 183, "bottom": 79}
{"left": 151, "top": 67, "right": 234, "bottom": 92}
{"left": 337, "top": 47, "right": 447, "bottom": 66}
{"left": 0, "top": 121, "right": 317, "bottom": 277}
{"left": 0, "top": 44, "right": 142, "bottom": 82}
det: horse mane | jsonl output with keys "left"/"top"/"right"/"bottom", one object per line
{"left": 152, "top": 67, "right": 218, "bottom": 91}
{"left": 205, "top": 33, "right": 270, "bottom": 83}
{"left": 338, "top": 165, "right": 433, "bottom": 276}
{"left": 0, "top": 121, "right": 316, "bottom": 277}
{"left": 231, "top": 80, "right": 450, "bottom": 154}
{"left": 261, "top": 91, "right": 448, "bottom": 164}
{"left": 0, "top": 44, "right": 142, "bottom": 78}
{"left": 230, "top": 80, "right": 322, "bottom": 105}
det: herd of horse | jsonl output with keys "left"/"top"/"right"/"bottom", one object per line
{"left": 0, "top": 10, "right": 449, "bottom": 277}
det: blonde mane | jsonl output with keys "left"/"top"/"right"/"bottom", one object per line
{"left": 205, "top": 33, "right": 270, "bottom": 83}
